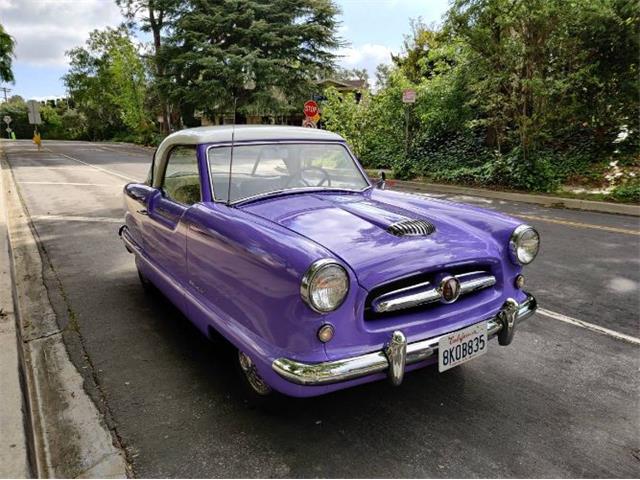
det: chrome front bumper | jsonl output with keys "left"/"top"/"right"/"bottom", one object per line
{"left": 272, "top": 294, "right": 537, "bottom": 386}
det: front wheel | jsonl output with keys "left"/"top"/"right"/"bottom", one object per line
{"left": 236, "top": 350, "right": 282, "bottom": 408}
{"left": 238, "top": 351, "right": 272, "bottom": 396}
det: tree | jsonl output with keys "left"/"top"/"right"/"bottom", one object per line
{"left": 108, "top": 38, "right": 150, "bottom": 134}
{"left": 0, "top": 24, "right": 15, "bottom": 83}
{"left": 391, "top": 18, "right": 448, "bottom": 83}
{"left": 324, "top": 0, "right": 638, "bottom": 193}
{"left": 374, "top": 63, "right": 392, "bottom": 89}
{"left": 446, "top": 0, "right": 640, "bottom": 158}
{"left": 64, "top": 27, "right": 150, "bottom": 140}
{"left": 117, "top": 0, "right": 179, "bottom": 133}
{"left": 0, "top": 96, "right": 28, "bottom": 138}
{"left": 162, "top": 0, "right": 343, "bottom": 120}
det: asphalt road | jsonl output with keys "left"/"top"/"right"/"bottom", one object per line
{"left": 3, "top": 139, "right": 639, "bottom": 478}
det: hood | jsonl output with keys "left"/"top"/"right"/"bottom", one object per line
{"left": 239, "top": 190, "right": 519, "bottom": 290}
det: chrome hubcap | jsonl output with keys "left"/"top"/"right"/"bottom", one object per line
{"left": 238, "top": 351, "right": 272, "bottom": 396}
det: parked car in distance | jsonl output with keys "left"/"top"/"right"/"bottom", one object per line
{"left": 120, "top": 125, "right": 539, "bottom": 399}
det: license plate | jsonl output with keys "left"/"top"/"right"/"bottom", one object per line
{"left": 438, "top": 322, "right": 488, "bottom": 372}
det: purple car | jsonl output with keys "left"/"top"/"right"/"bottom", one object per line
{"left": 120, "top": 126, "right": 539, "bottom": 399}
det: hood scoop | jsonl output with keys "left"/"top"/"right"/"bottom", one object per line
{"left": 387, "top": 219, "right": 436, "bottom": 237}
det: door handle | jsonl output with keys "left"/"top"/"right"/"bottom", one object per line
{"left": 137, "top": 209, "right": 148, "bottom": 216}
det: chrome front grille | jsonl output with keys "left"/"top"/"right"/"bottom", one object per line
{"left": 366, "top": 270, "right": 496, "bottom": 318}
{"left": 387, "top": 219, "right": 435, "bottom": 237}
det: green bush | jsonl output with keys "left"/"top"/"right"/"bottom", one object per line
{"left": 321, "top": 0, "right": 638, "bottom": 200}
{"left": 611, "top": 181, "right": 640, "bottom": 203}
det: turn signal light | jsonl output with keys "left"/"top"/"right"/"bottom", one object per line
{"left": 317, "top": 324, "right": 335, "bottom": 343}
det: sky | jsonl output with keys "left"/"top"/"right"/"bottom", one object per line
{"left": 0, "top": 0, "right": 450, "bottom": 100}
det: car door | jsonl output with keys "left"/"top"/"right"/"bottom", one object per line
{"left": 144, "top": 145, "right": 201, "bottom": 313}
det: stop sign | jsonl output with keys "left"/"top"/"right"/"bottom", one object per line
{"left": 303, "top": 100, "right": 319, "bottom": 118}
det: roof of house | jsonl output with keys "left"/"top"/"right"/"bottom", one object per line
{"left": 317, "top": 78, "right": 368, "bottom": 90}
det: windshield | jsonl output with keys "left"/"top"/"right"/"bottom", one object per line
{"left": 208, "top": 142, "right": 370, "bottom": 204}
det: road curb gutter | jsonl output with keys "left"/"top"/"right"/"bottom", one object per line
{"left": 392, "top": 180, "right": 640, "bottom": 217}
{"left": 1, "top": 147, "right": 129, "bottom": 478}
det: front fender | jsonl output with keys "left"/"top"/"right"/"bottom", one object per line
{"left": 184, "top": 203, "right": 360, "bottom": 365}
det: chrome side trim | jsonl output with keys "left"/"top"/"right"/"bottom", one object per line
{"left": 272, "top": 294, "right": 537, "bottom": 386}
{"left": 373, "top": 273, "right": 496, "bottom": 313}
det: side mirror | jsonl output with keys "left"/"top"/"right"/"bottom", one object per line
{"left": 375, "top": 170, "right": 387, "bottom": 190}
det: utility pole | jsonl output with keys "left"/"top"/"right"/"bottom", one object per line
{"left": 0, "top": 87, "right": 12, "bottom": 102}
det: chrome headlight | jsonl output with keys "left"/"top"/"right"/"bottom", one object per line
{"left": 509, "top": 225, "right": 540, "bottom": 265}
{"left": 301, "top": 259, "right": 349, "bottom": 313}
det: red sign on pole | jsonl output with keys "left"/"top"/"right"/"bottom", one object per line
{"left": 303, "top": 100, "right": 319, "bottom": 118}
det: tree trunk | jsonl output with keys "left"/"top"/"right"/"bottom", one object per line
{"left": 149, "top": 5, "right": 170, "bottom": 134}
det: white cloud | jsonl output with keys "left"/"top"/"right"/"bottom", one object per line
{"left": 0, "top": 0, "right": 123, "bottom": 66}
{"left": 337, "top": 43, "right": 396, "bottom": 79}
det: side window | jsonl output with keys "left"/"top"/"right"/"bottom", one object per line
{"left": 162, "top": 146, "right": 201, "bottom": 205}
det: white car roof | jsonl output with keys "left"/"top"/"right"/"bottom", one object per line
{"left": 152, "top": 125, "right": 345, "bottom": 187}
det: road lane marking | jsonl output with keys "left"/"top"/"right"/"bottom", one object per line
{"left": 518, "top": 214, "right": 640, "bottom": 236}
{"left": 537, "top": 308, "right": 640, "bottom": 345}
{"left": 95, "top": 144, "right": 148, "bottom": 157}
{"left": 31, "top": 215, "right": 122, "bottom": 224}
{"left": 20, "top": 181, "right": 116, "bottom": 187}
{"left": 46, "top": 149, "right": 138, "bottom": 182}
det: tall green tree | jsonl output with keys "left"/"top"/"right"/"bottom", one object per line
{"left": 0, "top": 24, "right": 15, "bottom": 83}
{"left": 117, "top": 0, "right": 179, "bottom": 132}
{"left": 446, "top": 0, "right": 640, "bottom": 157}
{"left": 108, "top": 38, "right": 150, "bottom": 134}
{"left": 64, "top": 28, "right": 150, "bottom": 140}
{"left": 392, "top": 18, "right": 448, "bottom": 83}
{"left": 162, "top": 0, "right": 343, "bottom": 120}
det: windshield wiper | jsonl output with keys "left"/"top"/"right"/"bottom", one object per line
{"left": 231, "top": 187, "right": 366, "bottom": 206}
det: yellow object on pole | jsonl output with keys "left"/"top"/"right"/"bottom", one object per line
{"left": 33, "top": 132, "right": 42, "bottom": 150}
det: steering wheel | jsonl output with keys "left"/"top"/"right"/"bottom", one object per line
{"left": 286, "top": 166, "right": 332, "bottom": 188}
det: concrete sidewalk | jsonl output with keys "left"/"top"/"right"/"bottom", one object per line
{"left": 386, "top": 179, "right": 640, "bottom": 216}
{"left": 0, "top": 151, "right": 30, "bottom": 477}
